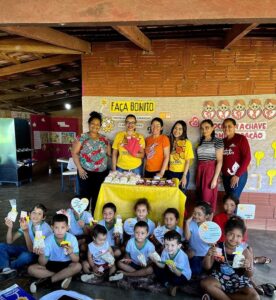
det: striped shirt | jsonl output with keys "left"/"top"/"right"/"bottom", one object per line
{"left": 197, "top": 137, "right": 223, "bottom": 161}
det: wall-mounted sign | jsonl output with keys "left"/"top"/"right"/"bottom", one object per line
{"left": 110, "top": 101, "right": 155, "bottom": 113}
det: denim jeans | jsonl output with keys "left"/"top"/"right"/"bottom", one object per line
{"left": 222, "top": 172, "right": 248, "bottom": 199}
{"left": 116, "top": 165, "right": 143, "bottom": 176}
{"left": 0, "top": 243, "right": 37, "bottom": 270}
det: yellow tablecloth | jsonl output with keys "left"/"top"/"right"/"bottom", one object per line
{"left": 94, "top": 180, "right": 186, "bottom": 227}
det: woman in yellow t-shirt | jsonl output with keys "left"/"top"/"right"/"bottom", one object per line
{"left": 167, "top": 120, "right": 194, "bottom": 192}
{"left": 112, "top": 114, "right": 145, "bottom": 175}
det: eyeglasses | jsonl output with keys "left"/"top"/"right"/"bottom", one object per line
{"left": 90, "top": 123, "right": 101, "bottom": 127}
{"left": 126, "top": 121, "right": 136, "bottom": 125}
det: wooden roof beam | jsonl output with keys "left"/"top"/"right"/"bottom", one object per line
{"left": 23, "top": 92, "right": 81, "bottom": 106}
{"left": 0, "top": 38, "right": 82, "bottom": 54}
{"left": 30, "top": 96, "right": 81, "bottom": 110}
{"left": 0, "top": 1, "right": 275, "bottom": 25}
{"left": 0, "top": 26, "right": 91, "bottom": 53}
{"left": 0, "top": 69, "right": 80, "bottom": 90}
{"left": 0, "top": 82, "right": 80, "bottom": 101}
{"left": 224, "top": 23, "right": 258, "bottom": 49}
{"left": 112, "top": 25, "right": 151, "bottom": 51}
{"left": 0, "top": 52, "right": 21, "bottom": 64}
{"left": 0, "top": 54, "right": 79, "bottom": 77}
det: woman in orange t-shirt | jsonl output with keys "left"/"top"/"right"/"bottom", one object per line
{"left": 144, "top": 117, "right": 170, "bottom": 178}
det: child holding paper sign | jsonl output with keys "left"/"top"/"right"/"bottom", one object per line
{"left": 28, "top": 214, "right": 81, "bottom": 293}
{"left": 184, "top": 202, "right": 212, "bottom": 276}
{"left": 151, "top": 230, "right": 191, "bottom": 297}
{"left": 201, "top": 216, "right": 259, "bottom": 300}
{"left": 81, "top": 224, "right": 121, "bottom": 282}
{"left": 213, "top": 194, "right": 271, "bottom": 265}
{"left": 98, "top": 202, "right": 123, "bottom": 258}
{"left": 0, "top": 203, "right": 52, "bottom": 281}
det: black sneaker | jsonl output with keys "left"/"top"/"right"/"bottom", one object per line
{"left": 0, "top": 268, "right": 17, "bottom": 281}
{"left": 30, "top": 277, "right": 52, "bottom": 293}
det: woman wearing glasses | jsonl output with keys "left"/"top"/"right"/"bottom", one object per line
{"left": 71, "top": 111, "right": 111, "bottom": 214}
{"left": 112, "top": 114, "right": 145, "bottom": 175}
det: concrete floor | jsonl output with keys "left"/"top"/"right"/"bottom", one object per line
{"left": 0, "top": 174, "right": 275, "bottom": 299}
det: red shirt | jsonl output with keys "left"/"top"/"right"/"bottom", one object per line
{"left": 213, "top": 212, "right": 228, "bottom": 243}
{"left": 213, "top": 212, "right": 248, "bottom": 242}
{"left": 222, "top": 133, "right": 251, "bottom": 177}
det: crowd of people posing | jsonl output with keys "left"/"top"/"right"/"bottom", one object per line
{"left": 0, "top": 197, "right": 264, "bottom": 299}
{"left": 72, "top": 111, "right": 251, "bottom": 214}
{"left": 0, "top": 111, "right": 265, "bottom": 300}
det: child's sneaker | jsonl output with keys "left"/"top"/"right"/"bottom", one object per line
{"left": 81, "top": 273, "right": 95, "bottom": 282}
{"left": 61, "top": 277, "right": 72, "bottom": 289}
{"left": 0, "top": 268, "right": 17, "bottom": 281}
{"left": 30, "top": 277, "right": 51, "bottom": 293}
{"left": 109, "top": 272, "right": 124, "bottom": 282}
{"left": 169, "top": 286, "right": 177, "bottom": 297}
{"left": 202, "top": 294, "right": 212, "bottom": 300}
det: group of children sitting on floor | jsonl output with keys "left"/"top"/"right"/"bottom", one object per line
{"left": 0, "top": 196, "right": 261, "bottom": 300}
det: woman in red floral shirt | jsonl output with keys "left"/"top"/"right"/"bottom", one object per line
{"left": 72, "top": 111, "right": 111, "bottom": 214}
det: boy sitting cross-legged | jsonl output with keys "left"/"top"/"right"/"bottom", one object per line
{"left": 28, "top": 214, "right": 82, "bottom": 293}
{"left": 118, "top": 221, "right": 155, "bottom": 277}
{"left": 81, "top": 224, "right": 122, "bottom": 282}
{"left": 151, "top": 230, "right": 191, "bottom": 297}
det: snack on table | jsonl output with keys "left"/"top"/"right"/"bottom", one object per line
{"left": 165, "top": 179, "right": 175, "bottom": 187}
{"left": 104, "top": 171, "right": 141, "bottom": 185}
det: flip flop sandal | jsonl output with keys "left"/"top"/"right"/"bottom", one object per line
{"left": 255, "top": 285, "right": 265, "bottom": 296}
{"left": 261, "top": 283, "right": 275, "bottom": 297}
{"left": 254, "top": 256, "right": 272, "bottom": 264}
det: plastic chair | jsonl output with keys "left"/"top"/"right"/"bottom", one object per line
{"left": 61, "top": 158, "right": 79, "bottom": 194}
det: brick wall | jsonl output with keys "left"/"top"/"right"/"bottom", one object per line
{"left": 82, "top": 37, "right": 276, "bottom": 230}
{"left": 82, "top": 38, "right": 276, "bottom": 97}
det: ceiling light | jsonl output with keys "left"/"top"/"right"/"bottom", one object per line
{"left": 65, "top": 103, "right": 71, "bottom": 110}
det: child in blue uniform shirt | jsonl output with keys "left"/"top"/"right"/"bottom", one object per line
{"left": 0, "top": 203, "right": 52, "bottom": 281}
{"left": 66, "top": 205, "right": 93, "bottom": 255}
{"left": 118, "top": 221, "right": 155, "bottom": 277}
{"left": 151, "top": 208, "right": 184, "bottom": 253}
{"left": 184, "top": 201, "right": 211, "bottom": 276}
{"left": 81, "top": 224, "right": 122, "bottom": 282}
{"left": 123, "top": 198, "right": 155, "bottom": 238}
{"left": 98, "top": 202, "right": 122, "bottom": 258}
{"left": 152, "top": 230, "right": 191, "bottom": 297}
{"left": 28, "top": 214, "right": 81, "bottom": 293}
